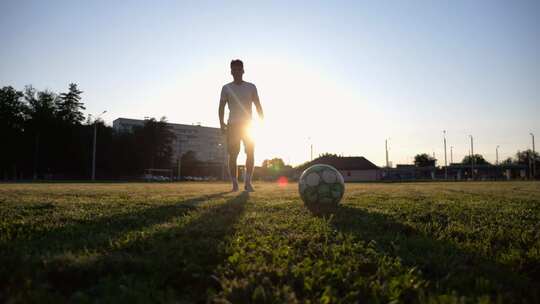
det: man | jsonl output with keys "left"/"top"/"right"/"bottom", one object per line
{"left": 218, "top": 59, "right": 264, "bottom": 192}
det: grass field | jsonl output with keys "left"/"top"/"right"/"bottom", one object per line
{"left": 1, "top": 182, "right": 539, "bottom": 303}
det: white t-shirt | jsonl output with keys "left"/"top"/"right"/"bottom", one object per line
{"left": 220, "top": 81, "right": 259, "bottom": 124}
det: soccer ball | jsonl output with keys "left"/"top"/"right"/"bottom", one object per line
{"left": 298, "top": 164, "right": 345, "bottom": 213}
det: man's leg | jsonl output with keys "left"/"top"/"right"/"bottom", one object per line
{"left": 245, "top": 149, "right": 254, "bottom": 190}
{"left": 228, "top": 151, "right": 239, "bottom": 191}
{"left": 244, "top": 129, "right": 255, "bottom": 191}
{"left": 227, "top": 124, "right": 241, "bottom": 191}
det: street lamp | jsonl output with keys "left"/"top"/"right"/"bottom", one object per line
{"left": 91, "top": 110, "right": 107, "bottom": 181}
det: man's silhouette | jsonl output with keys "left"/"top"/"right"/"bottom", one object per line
{"left": 218, "top": 59, "right": 264, "bottom": 192}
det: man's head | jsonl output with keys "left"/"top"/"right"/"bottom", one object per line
{"left": 230, "top": 59, "right": 244, "bottom": 81}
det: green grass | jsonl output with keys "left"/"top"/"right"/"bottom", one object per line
{"left": 1, "top": 182, "right": 539, "bottom": 303}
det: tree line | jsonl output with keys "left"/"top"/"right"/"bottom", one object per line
{"left": 1, "top": 85, "right": 175, "bottom": 180}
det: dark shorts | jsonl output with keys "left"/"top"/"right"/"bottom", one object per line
{"left": 227, "top": 122, "right": 254, "bottom": 155}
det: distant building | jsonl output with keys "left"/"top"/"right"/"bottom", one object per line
{"left": 383, "top": 164, "right": 435, "bottom": 180}
{"left": 112, "top": 118, "right": 226, "bottom": 165}
{"left": 384, "top": 163, "right": 529, "bottom": 181}
{"left": 446, "top": 163, "right": 528, "bottom": 181}
{"left": 298, "top": 156, "right": 381, "bottom": 182}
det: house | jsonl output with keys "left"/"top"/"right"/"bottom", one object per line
{"left": 297, "top": 156, "right": 381, "bottom": 182}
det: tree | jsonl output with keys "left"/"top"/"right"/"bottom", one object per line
{"left": 154, "top": 117, "right": 175, "bottom": 168}
{"left": 414, "top": 153, "right": 436, "bottom": 167}
{"left": 318, "top": 153, "right": 339, "bottom": 159}
{"left": 179, "top": 151, "right": 201, "bottom": 177}
{"left": 181, "top": 151, "right": 199, "bottom": 164}
{"left": 501, "top": 157, "right": 513, "bottom": 165}
{"left": 134, "top": 117, "right": 175, "bottom": 169}
{"left": 258, "top": 157, "right": 293, "bottom": 180}
{"left": 0, "top": 86, "right": 27, "bottom": 178}
{"left": 462, "top": 154, "right": 490, "bottom": 166}
{"left": 515, "top": 150, "right": 539, "bottom": 165}
{"left": 1, "top": 84, "right": 114, "bottom": 179}
{"left": 57, "top": 83, "right": 85, "bottom": 124}
{"left": 111, "top": 126, "right": 138, "bottom": 177}
{"left": 25, "top": 87, "right": 57, "bottom": 124}
{"left": 262, "top": 158, "right": 286, "bottom": 171}
{"left": 0, "top": 86, "right": 26, "bottom": 131}
{"left": 25, "top": 87, "right": 59, "bottom": 178}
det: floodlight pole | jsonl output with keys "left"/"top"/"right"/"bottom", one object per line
{"left": 450, "top": 146, "right": 453, "bottom": 164}
{"left": 469, "top": 135, "right": 474, "bottom": 180}
{"left": 91, "top": 110, "right": 107, "bottom": 181}
{"left": 385, "top": 139, "right": 389, "bottom": 168}
{"left": 531, "top": 133, "right": 536, "bottom": 179}
{"left": 443, "top": 130, "right": 447, "bottom": 180}
{"left": 496, "top": 145, "right": 499, "bottom": 165}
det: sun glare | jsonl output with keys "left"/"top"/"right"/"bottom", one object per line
{"left": 246, "top": 118, "right": 262, "bottom": 141}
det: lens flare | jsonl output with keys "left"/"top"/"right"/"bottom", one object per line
{"left": 277, "top": 176, "right": 288, "bottom": 187}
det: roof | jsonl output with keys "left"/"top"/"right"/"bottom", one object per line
{"left": 298, "top": 156, "right": 380, "bottom": 171}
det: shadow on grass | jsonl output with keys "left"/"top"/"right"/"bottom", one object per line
{"left": 329, "top": 204, "right": 539, "bottom": 301}
{"left": 2, "top": 191, "right": 248, "bottom": 302}
{"left": 4, "top": 191, "right": 229, "bottom": 256}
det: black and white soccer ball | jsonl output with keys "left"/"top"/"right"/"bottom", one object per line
{"left": 298, "top": 164, "right": 345, "bottom": 213}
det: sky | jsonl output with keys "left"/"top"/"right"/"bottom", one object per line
{"left": 1, "top": 0, "right": 539, "bottom": 167}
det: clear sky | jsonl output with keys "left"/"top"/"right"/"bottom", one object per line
{"left": 1, "top": 0, "right": 539, "bottom": 167}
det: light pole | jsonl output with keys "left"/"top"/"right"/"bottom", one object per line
{"left": 91, "top": 110, "right": 107, "bottom": 181}
{"left": 469, "top": 135, "right": 474, "bottom": 180}
{"left": 496, "top": 145, "right": 500, "bottom": 165}
{"left": 531, "top": 133, "right": 536, "bottom": 179}
{"left": 385, "top": 138, "right": 390, "bottom": 168}
{"left": 443, "top": 130, "right": 447, "bottom": 180}
{"left": 450, "top": 146, "right": 453, "bottom": 164}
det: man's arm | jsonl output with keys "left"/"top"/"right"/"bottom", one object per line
{"left": 218, "top": 87, "right": 227, "bottom": 132}
{"left": 253, "top": 86, "right": 264, "bottom": 120}
{"left": 218, "top": 99, "right": 227, "bottom": 132}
